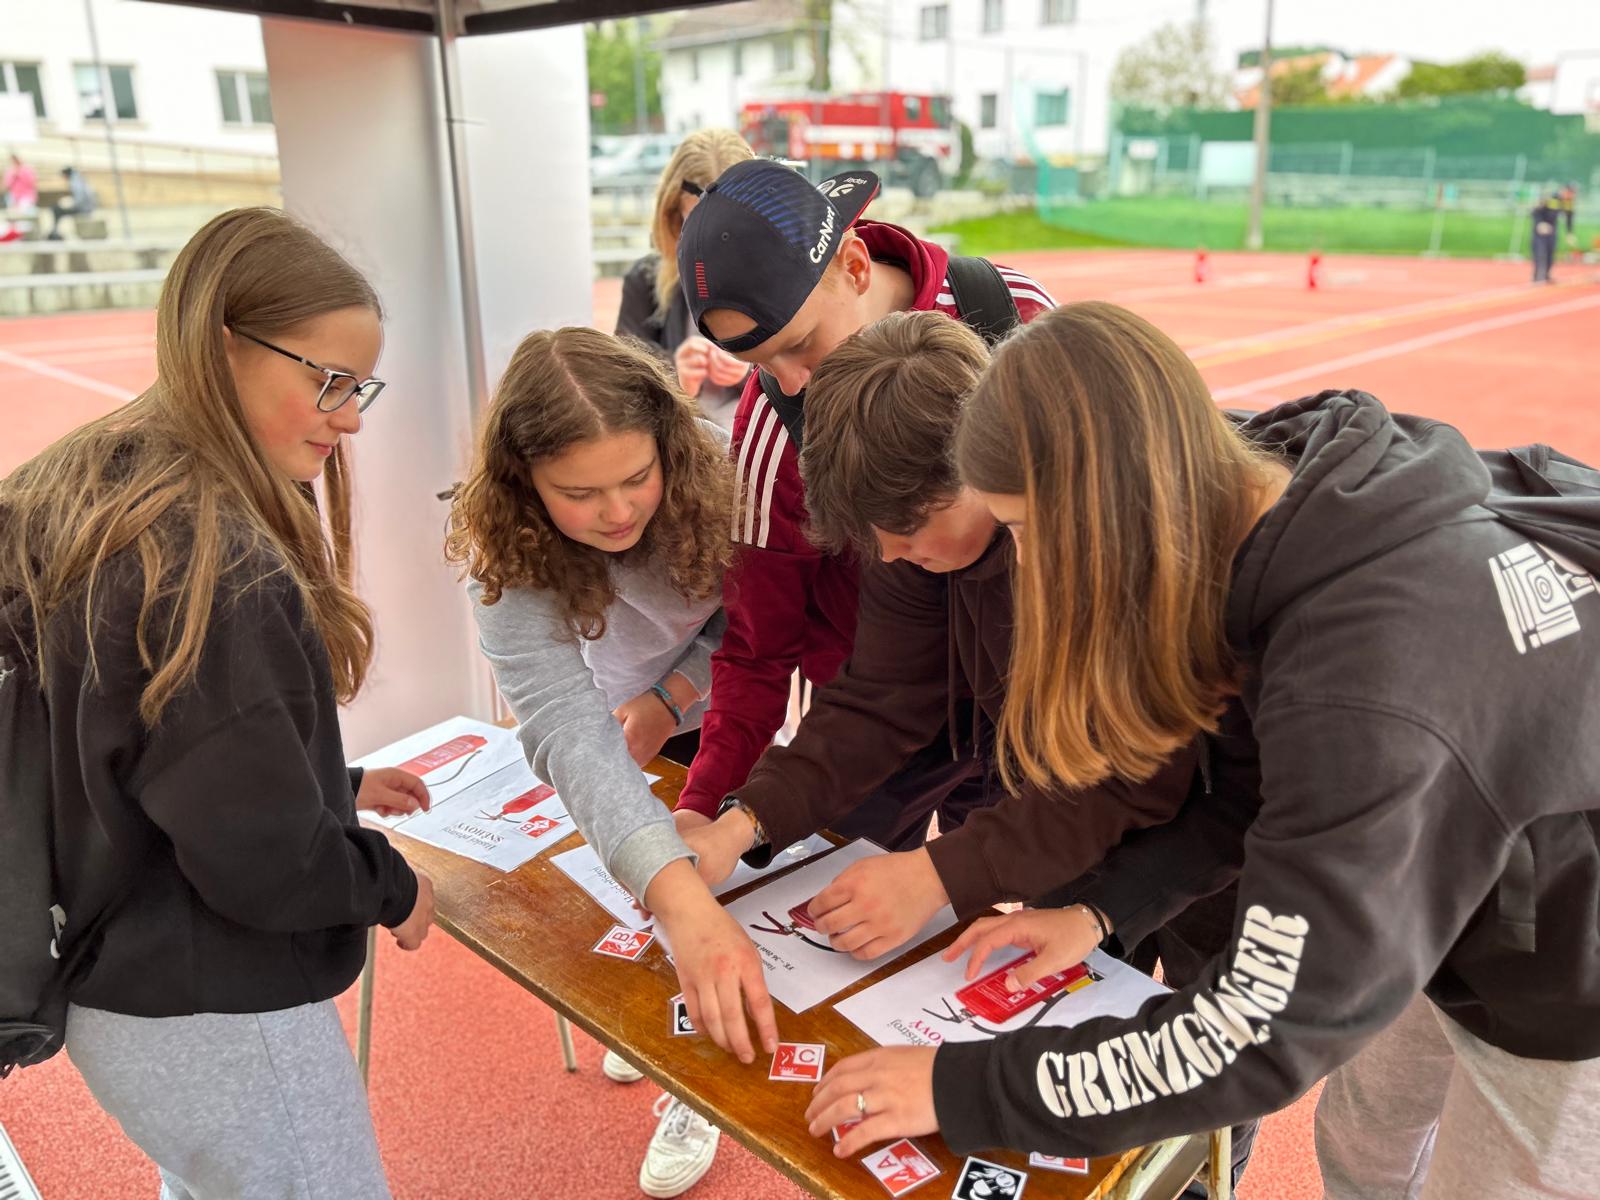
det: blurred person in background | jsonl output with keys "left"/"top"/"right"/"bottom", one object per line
{"left": 615, "top": 129, "right": 754, "bottom": 429}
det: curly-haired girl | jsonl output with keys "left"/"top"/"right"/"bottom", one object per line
{"left": 448, "top": 327, "right": 777, "bottom": 1194}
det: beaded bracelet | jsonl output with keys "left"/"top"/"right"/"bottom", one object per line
{"left": 650, "top": 682, "right": 683, "bottom": 726}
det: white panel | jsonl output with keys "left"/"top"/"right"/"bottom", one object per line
{"left": 262, "top": 18, "right": 482, "bottom": 758}
{"left": 456, "top": 23, "right": 595, "bottom": 382}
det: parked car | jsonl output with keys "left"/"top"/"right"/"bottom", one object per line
{"left": 591, "top": 134, "right": 679, "bottom": 186}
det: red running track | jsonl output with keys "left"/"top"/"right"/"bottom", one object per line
{"left": 4, "top": 249, "right": 1594, "bottom": 1199}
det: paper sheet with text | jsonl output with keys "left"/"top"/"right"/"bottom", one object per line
{"left": 552, "top": 833, "right": 836, "bottom": 935}
{"left": 354, "top": 715, "right": 656, "bottom": 872}
{"left": 836, "top": 946, "right": 1167, "bottom": 1048}
{"left": 721, "top": 840, "right": 958, "bottom": 1013}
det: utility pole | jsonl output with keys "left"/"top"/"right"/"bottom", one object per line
{"left": 1245, "top": 0, "right": 1273, "bottom": 251}
{"left": 82, "top": 0, "right": 132, "bottom": 239}
{"left": 633, "top": 18, "right": 648, "bottom": 134}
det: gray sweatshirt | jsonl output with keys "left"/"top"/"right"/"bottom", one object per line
{"left": 468, "top": 546, "right": 723, "bottom": 902}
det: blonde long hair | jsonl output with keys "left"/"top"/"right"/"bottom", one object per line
{"left": 650, "top": 129, "right": 754, "bottom": 312}
{"left": 0, "top": 207, "right": 378, "bottom": 725}
{"left": 955, "top": 301, "right": 1276, "bottom": 791}
{"left": 445, "top": 327, "right": 735, "bottom": 639}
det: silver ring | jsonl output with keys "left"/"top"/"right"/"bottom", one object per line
{"left": 856, "top": 1091, "right": 867, "bottom": 1117}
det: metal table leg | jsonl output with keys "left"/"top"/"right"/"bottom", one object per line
{"left": 556, "top": 1013, "right": 579, "bottom": 1072}
{"left": 356, "top": 926, "right": 377, "bottom": 1088}
{"left": 1207, "top": 1126, "right": 1233, "bottom": 1200}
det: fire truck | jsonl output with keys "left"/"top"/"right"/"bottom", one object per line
{"left": 739, "top": 91, "right": 957, "bottom": 198}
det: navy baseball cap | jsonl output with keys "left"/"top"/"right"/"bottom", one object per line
{"left": 677, "top": 159, "right": 881, "bottom": 353}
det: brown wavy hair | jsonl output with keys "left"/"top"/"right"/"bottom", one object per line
{"left": 801, "top": 310, "right": 988, "bottom": 558}
{"left": 955, "top": 301, "right": 1277, "bottom": 791}
{"left": 446, "top": 327, "right": 735, "bottom": 638}
{"left": 0, "top": 207, "right": 378, "bottom": 725}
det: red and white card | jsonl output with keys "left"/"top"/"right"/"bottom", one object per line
{"left": 862, "top": 1139, "right": 941, "bottom": 1196}
{"left": 832, "top": 1117, "right": 863, "bottom": 1143}
{"left": 518, "top": 813, "right": 562, "bottom": 838}
{"left": 769, "top": 1042, "right": 826, "bottom": 1082}
{"left": 591, "top": 925, "right": 654, "bottom": 961}
{"left": 1028, "top": 1152, "right": 1089, "bottom": 1175}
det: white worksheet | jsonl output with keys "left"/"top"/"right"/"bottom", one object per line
{"left": 721, "top": 840, "right": 958, "bottom": 1013}
{"left": 713, "top": 833, "right": 835, "bottom": 897}
{"left": 352, "top": 716, "right": 526, "bottom": 825}
{"left": 550, "top": 832, "right": 838, "bottom": 937}
{"left": 380, "top": 757, "right": 577, "bottom": 872}
{"left": 836, "top": 947, "right": 1168, "bottom": 1048}
{"left": 552, "top": 843, "right": 654, "bottom": 931}
{"left": 352, "top": 715, "right": 661, "bottom": 871}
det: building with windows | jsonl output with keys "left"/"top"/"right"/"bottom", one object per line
{"left": 0, "top": 0, "right": 276, "bottom": 158}
{"left": 655, "top": 0, "right": 877, "bottom": 135}
{"left": 886, "top": 0, "right": 1239, "bottom": 165}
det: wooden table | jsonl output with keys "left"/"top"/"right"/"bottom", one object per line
{"left": 371, "top": 756, "right": 1220, "bottom": 1199}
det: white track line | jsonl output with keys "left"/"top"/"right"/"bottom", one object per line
{"left": 1187, "top": 283, "right": 1534, "bottom": 359}
{"left": 1210, "top": 291, "right": 1600, "bottom": 401}
{"left": 0, "top": 345, "right": 138, "bottom": 401}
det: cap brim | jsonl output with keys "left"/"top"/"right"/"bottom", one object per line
{"left": 817, "top": 169, "right": 881, "bottom": 233}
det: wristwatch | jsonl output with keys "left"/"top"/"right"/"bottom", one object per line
{"left": 715, "top": 793, "right": 770, "bottom": 849}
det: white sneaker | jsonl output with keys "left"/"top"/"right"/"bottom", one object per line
{"left": 602, "top": 1049, "right": 645, "bottom": 1083}
{"left": 639, "top": 1092, "right": 720, "bottom": 1198}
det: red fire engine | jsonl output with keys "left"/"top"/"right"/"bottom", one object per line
{"left": 739, "top": 91, "right": 956, "bottom": 198}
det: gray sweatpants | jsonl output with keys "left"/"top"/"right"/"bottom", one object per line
{"left": 1317, "top": 994, "right": 1600, "bottom": 1200}
{"left": 66, "top": 1000, "right": 391, "bottom": 1200}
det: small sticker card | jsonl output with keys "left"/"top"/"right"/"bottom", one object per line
{"left": 670, "top": 994, "right": 696, "bottom": 1037}
{"left": 591, "top": 925, "right": 654, "bottom": 961}
{"left": 832, "top": 1117, "right": 863, "bottom": 1143}
{"left": 1028, "top": 1153, "right": 1089, "bottom": 1175}
{"left": 861, "top": 1139, "right": 941, "bottom": 1196}
{"left": 518, "top": 813, "right": 563, "bottom": 838}
{"left": 953, "top": 1156, "right": 1027, "bottom": 1199}
{"left": 768, "top": 1042, "right": 826, "bottom": 1082}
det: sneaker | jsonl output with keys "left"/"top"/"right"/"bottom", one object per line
{"left": 639, "top": 1093, "right": 720, "bottom": 1198}
{"left": 602, "top": 1048, "right": 644, "bottom": 1083}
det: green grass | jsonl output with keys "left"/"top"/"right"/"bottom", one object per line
{"left": 933, "top": 198, "right": 1600, "bottom": 260}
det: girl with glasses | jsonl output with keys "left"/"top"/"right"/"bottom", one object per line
{"left": 1, "top": 207, "right": 430, "bottom": 1198}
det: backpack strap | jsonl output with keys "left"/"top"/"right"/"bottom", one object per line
{"left": 944, "top": 255, "right": 1022, "bottom": 347}
{"left": 758, "top": 370, "right": 807, "bottom": 452}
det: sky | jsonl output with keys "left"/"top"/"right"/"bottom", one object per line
{"left": 1200, "top": 0, "right": 1600, "bottom": 69}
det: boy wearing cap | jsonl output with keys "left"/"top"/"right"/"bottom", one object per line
{"left": 669, "top": 160, "right": 1056, "bottom": 853}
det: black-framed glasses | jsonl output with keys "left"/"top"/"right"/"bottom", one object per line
{"left": 233, "top": 329, "right": 386, "bottom": 414}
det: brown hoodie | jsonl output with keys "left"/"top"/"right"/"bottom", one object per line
{"left": 733, "top": 531, "right": 1195, "bottom": 918}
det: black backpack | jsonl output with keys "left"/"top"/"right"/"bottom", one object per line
{"left": 759, "top": 255, "right": 1023, "bottom": 452}
{"left": 0, "top": 594, "right": 133, "bottom": 1077}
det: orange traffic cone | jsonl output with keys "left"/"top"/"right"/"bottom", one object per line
{"left": 1307, "top": 252, "right": 1322, "bottom": 290}
{"left": 1194, "top": 248, "right": 1209, "bottom": 284}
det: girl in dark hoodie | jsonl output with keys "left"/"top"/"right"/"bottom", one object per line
{"left": 3, "top": 208, "right": 433, "bottom": 1198}
{"left": 805, "top": 300, "right": 1600, "bottom": 1199}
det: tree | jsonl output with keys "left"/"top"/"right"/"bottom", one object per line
{"left": 1397, "top": 52, "right": 1525, "bottom": 99}
{"left": 1110, "top": 20, "right": 1232, "bottom": 110}
{"left": 586, "top": 20, "right": 662, "bottom": 135}
{"left": 1271, "top": 62, "right": 1331, "bottom": 106}
{"left": 805, "top": 0, "right": 833, "bottom": 92}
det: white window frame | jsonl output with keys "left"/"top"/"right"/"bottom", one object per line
{"left": 1041, "top": 0, "right": 1077, "bottom": 26}
{"left": 216, "top": 69, "right": 272, "bottom": 127}
{"left": 0, "top": 61, "right": 46, "bottom": 120}
{"left": 980, "top": 92, "right": 998, "bottom": 129}
{"left": 74, "top": 62, "right": 138, "bottom": 122}
{"left": 1034, "top": 88, "right": 1070, "bottom": 127}
{"left": 982, "top": 0, "right": 1004, "bottom": 34}
{"left": 919, "top": 4, "right": 949, "bottom": 41}
{"left": 773, "top": 34, "right": 796, "bottom": 73}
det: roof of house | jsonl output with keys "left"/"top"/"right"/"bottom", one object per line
{"left": 658, "top": 0, "right": 804, "bottom": 48}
